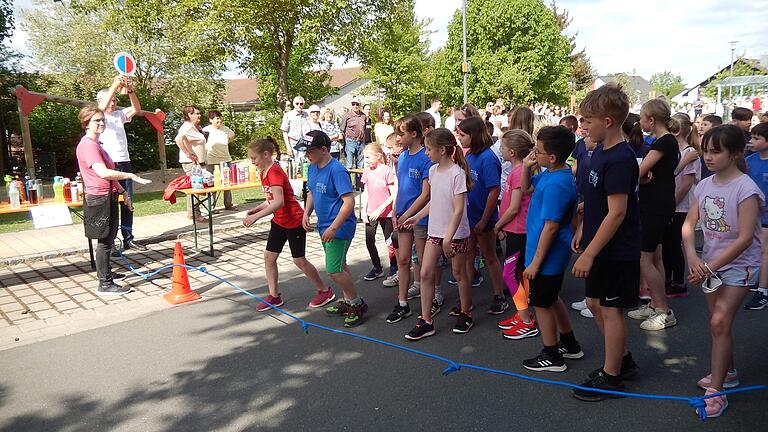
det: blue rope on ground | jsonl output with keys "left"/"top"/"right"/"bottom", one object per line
{"left": 111, "top": 241, "right": 766, "bottom": 423}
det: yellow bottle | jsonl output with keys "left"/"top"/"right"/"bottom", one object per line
{"left": 213, "top": 164, "right": 222, "bottom": 188}
{"left": 249, "top": 163, "right": 257, "bottom": 184}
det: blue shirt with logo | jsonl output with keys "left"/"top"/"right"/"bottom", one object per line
{"left": 466, "top": 148, "right": 501, "bottom": 227}
{"left": 308, "top": 158, "right": 357, "bottom": 240}
{"left": 397, "top": 147, "right": 433, "bottom": 226}
{"left": 746, "top": 152, "right": 768, "bottom": 225}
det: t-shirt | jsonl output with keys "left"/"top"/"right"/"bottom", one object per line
{"left": 361, "top": 164, "right": 394, "bottom": 218}
{"left": 746, "top": 152, "right": 768, "bottom": 225}
{"left": 261, "top": 163, "right": 304, "bottom": 229}
{"left": 100, "top": 109, "right": 131, "bottom": 163}
{"left": 308, "top": 158, "right": 357, "bottom": 240}
{"left": 640, "top": 133, "right": 678, "bottom": 216}
{"left": 374, "top": 123, "right": 394, "bottom": 144}
{"left": 427, "top": 163, "right": 470, "bottom": 239}
{"left": 583, "top": 142, "right": 641, "bottom": 261}
{"left": 571, "top": 138, "right": 593, "bottom": 199}
{"left": 175, "top": 122, "right": 207, "bottom": 164}
{"left": 524, "top": 168, "right": 577, "bottom": 275}
{"left": 675, "top": 146, "right": 701, "bottom": 213}
{"left": 202, "top": 125, "right": 235, "bottom": 165}
{"left": 341, "top": 111, "right": 367, "bottom": 141}
{"left": 76, "top": 136, "right": 117, "bottom": 196}
{"left": 444, "top": 115, "right": 456, "bottom": 132}
{"left": 320, "top": 120, "right": 343, "bottom": 154}
{"left": 498, "top": 164, "right": 531, "bottom": 234}
{"left": 396, "top": 147, "right": 432, "bottom": 226}
{"left": 280, "top": 110, "right": 309, "bottom": 145}
{"left": 466, "top": 148, "right": 501, "bottom": 227}
{"left": 425, "top": 108, "right": 441, "bottom": 128}
{"left": 695, "top": 174, "right": 764, "bottom": 270}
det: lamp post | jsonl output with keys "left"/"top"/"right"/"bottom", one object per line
{"left": 462, "top": 0, "right": 468, "bottom": 104}
{"left": 728, "top": 40, "right": 739, "bottom": 99}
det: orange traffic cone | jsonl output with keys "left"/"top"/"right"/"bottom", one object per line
{"left": 163, "top": 242, "right": 202, "bottom": 305}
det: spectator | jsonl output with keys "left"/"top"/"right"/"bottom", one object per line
{"left": 425, "top": 97, "right": 442, "bottom": 127}
{"left": 175, "top": 105, "right": 207, "bottom": 222}
{"left": 444, "top": 106, "right": 457, "bottom": 132}
{"left": 280, "top": 95, "right": 309, "bottom": 160}
{"left": 320, "top": 108, "right": 343, "bottom": 160}
{"left": 374, "top": 111, "right": 395, "bottom": 145}
{"left": 363, "top": 104, "right": 374, "bottom": 145}
{"left": 341, "top": 96, "right": 367, "bottom": 169}
{"left": 203, "top": 110, "right": 236, "bottom": 210}
{"left": 307, "top": 105, "right": 322, "bottom": 131}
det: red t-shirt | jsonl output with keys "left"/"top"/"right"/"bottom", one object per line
{"left": 261, "top": 163, "right": 304, "bottom": 228}
{"left": 76, "top": 136, "right": 117, "bottom": 196}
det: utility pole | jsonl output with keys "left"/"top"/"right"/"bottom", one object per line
{"left": 462, "top": 0, "right": 468, "bottom": 104}
{"left": 729, "top": 40, "right": 739, "bottom": 100}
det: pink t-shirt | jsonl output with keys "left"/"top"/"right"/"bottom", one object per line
{"left": 695, "top": 174, "right": 764, "bottom": 271}
{"left": 427, "top": 163, "right": 470, "bottom": 239}
{"left": 362, "top": 163, "right": 394, "bottom": 218}
{"left": 499, "top": 164, "right": 532, "bottom": 234}
{"left": 675, "top": 146, "right": 701, "bottom": 213}
{"left": 76, "top": 136, "right": 116, "bottom": 196}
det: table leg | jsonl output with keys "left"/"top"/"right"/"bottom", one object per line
{"left": 88, "top": 239, "right": 95, "bottom": 271}
{"left": 191, "top": 194, "right": 199, "bottom": 251}
{"left": 207, "top": 192, "right": 214, "bottom": 256}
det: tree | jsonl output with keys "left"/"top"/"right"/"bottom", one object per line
{"left": 651, "top": 71, "right": 685, "bottom": 98}
{"left": 551, "top": 1, "right": 595, "bottom": 92}
{"left": 701, "top": 59, "right": 767, "bottom": 99}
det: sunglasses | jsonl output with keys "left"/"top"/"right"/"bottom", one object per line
{"left": 351, "top": 102, "right": 360, "bottom": 106}
{"left": 294, "top": 102, "right": 304, "bottom": 106}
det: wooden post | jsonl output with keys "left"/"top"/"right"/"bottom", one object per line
{"left": 16, "top": 98, "right": 36, "bottom": 179}
{"left": 157, "top": 130, "right": 167, "bottom": 183}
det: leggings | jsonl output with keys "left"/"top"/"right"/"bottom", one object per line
{"left": 662, "top": 212, "right": 687, "bottom": 285}
{"left": 365, "top": 217, "right": 394, "bottom": 270}
{"left": 505, "top": 232, "right": 529, "bottom": 311}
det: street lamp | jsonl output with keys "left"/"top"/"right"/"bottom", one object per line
{"left": 729, "top": 40, "right": 739, "bottom": 99}
{"left": 462, "top": 0, "right": 468, "bottom": 104}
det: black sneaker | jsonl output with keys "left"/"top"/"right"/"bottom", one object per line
{"left": 386, "top": 304, "right": 412, "bottom": 323}
{"left": 745, "top": 291, "right": 768, "bottom": 310}
{"left": 448, "top": 303, "right": 473, "bottom": 317}
{"left": 620, "top": 352, "right": 640, "bottom": 380}
{"left": 96, "top": 282, "right": 133, "bottom": 296}
{"left": 522, "top": 350, "right": 567, "bottom": 372}
{"left": 111, "top": 272, "right": 127, "bottom": 281}
{"left": 125, "top": 240, "right": 148, "bottom": 251}
{"left": 364, "top": 267, "right": 384, "bottom": 281}
{"left": 405, "top": 319, "right": 436, "bottom": 341}
{"left": 430, "top": 299, "right": 442, "bottom": 318}
{"left": 453, "top": 313, "right": 473, "bottom": 334}
{"left": 557, "top": 341, "right": 585, "bottom": 359}
{"left": 488, "top": 295, "right": 509, "bottom": 315}
{"left": 573, "top": 369, "right": 626, "bottom": 401}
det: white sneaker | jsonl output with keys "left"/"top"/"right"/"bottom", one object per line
{"left": 640, "top": 309, "right": 677, "bottom": 331}
{"left": 406, "top": 282, "right": 421, "bottom": 300}
{"left": 382, "top": 273, "right": 398, "bottom": 287}
{"left": 580, "top": 308, "right": 594, "bottom": 318}
{"left": 627, "top": 303, "right": 656, "bottom": 320}
{"left": 571, "top": 299, "right": 588, "bottom": 311}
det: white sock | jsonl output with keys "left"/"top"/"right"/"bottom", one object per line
{"left": 758, "top": 287, "right": 768, "bottom": 296}
{"left": 399, "top": 300, "right": 408, "bottom": 307}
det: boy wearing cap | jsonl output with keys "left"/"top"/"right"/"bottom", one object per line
{"left": 298, "top": 130, "right": 366, "bottom": 327}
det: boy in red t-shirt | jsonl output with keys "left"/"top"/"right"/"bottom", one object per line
{"left": 243, "top": 137, "right": 335, "bottom": 311}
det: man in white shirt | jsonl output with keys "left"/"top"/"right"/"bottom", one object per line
{"left": 424, "top": 97, "right": 442, "bottom": 128}
{"left": 281, "top": 96, "right": 309, "bottom": 161}
{"left": 96, "top": 75, "right": 146, "bottom": 251}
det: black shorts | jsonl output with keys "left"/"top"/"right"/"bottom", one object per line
{"left": 585, "top": 258, "right": 640, "bottom": 309}
{"left": 265, "top": 220, "right": 307, "bottom": 258}
{"left": 528, "top": 273, "right": 565, "bottom": 308}
{"left": 641, "top": 211, "right": 672, "bottom": 252}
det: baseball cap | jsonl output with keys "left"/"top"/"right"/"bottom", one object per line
{"left": 308, "top": 104, "right": 321, "bottom": 112}
{"left": 293, "top": 130, "right": 332, "bottom": 152}
{"left": 350, "top": 96, "right": 361, "bottom": 104}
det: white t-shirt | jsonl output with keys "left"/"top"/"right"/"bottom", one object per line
{"left": 100, "top": 109, "right": 131, "bottom": 163}
{"left": 425, "top": 108, "right": 441, "bottom": 128}
{"left": 489, "top": 114, "right": 508, "bottom": 136}
{"left": 427, "top": 163, "right": 470, "bottom": 239}
{"left": 444, "top": 115, "right": 456, "bottom": 132}
{"left": 675, "top": 146, "right": 701, "bottom": 213}
{"left": 202, "top": 125, "right": 235, "bottom": 165}
{"left": 175, "top": 122, "right": 207, "bottom": 164}
{"left": 280, "top": 110, "right": 310, "bottom": 144}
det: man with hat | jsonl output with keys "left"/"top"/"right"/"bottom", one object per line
{"left": 297, "top": 130, "right": 367, "bottom": 327}
{"left": 281, "top": 95, "right": 309, "bottom": 161}
{"left": 340, "top": 96, "right": 367, "bottom": 169}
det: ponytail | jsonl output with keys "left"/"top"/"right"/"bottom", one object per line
{"left": 249, "top": 136, "right": 281, "bottom": 160}
{"left": 453, "top": 146, "right": 474, "bottom": 192}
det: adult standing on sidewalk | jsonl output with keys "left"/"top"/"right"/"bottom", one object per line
{"left": 425, "top": 98, "right": 442, "bottom": 128}
{"left": 203, "top": 110, "right": 236, "bottom": 211}
{"left": 76, "top": 105, "right": 151, "bottom": 296}
{"left": 96, "top": 75, "right": 147, "bottom": 251}
{"left": 281, "top": 96, "right": 309, "bottom": 162}
{"left": 341, "top": 97, "right": 367, "bottom": 169}
{"left": 175, "top": 105, "right": 207, "bottom": 223}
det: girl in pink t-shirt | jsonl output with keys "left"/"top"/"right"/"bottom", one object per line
{"left": 493, "top": 130, "right": 536, "bottom": 339}
{"left": 361, "top": 143, "right": 397, "bottom": 281}
{"left": 682, "top": 125, "right": 765, "bottom": 418}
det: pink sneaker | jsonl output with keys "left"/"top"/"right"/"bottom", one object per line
{"left": 256, "top": 294, "right": 284, "bottom": 312}
{"left": 696, "top": 388, "right": 728, "bottom": 418}
{"left": 697, "top": 370, "right": 739, "bottom": 389}
{"left": 308, "top": 288, "right": 336, "bottom": 308}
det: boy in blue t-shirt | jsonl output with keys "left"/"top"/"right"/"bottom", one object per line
{"left": 296, "top": 130, "right": 364, "bottom": 327}
{"left": 745, "top": 123, "right": 768, "bottom": 309}
{"left": 520, "top": 126, "right": 581, "bottom": 373}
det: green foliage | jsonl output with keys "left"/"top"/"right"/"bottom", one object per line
{"left": 651, "top": 71, "right": 685, "bottom": 98}
{"left": 702, "top": 60, "right": 767, "bottom": 99}
{"left": 550, "top": 1, "right": 595, "bottom": 92}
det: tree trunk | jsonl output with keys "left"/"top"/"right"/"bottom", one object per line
{"left": 271, "top": 23, "right": 295, "bottom": 112}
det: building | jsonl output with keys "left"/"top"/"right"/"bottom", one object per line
{"left": 671, "top": 56, "right": 768, "bottom": 107}
{"left": 593, "top": 74, "right": 653, "bottom": 105}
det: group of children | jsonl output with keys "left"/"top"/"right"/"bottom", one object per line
{"left": 241, "top": 85, "right": 767, "bottom": 418}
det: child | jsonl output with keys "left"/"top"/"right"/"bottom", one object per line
{"left": 455, "top": 116, "right": 509, "bottom": 316}
{"left": 243, "top": 137, "right": 335, "bottom": 311}
{"left": 494, "top": 130, "right": 537, "bottom": 338}
{"left": 745, "top": 122, "right": 768, "bottom": 309}
{"left": 731, "top": 107, "right": 754, "bottom": 152}
{"left": 696, "top": 115, "right": 723, "bottom": 179}
{"left": 569, "top": 134, "right": 598, "bottom": 317}
{"left": 387, "top": 116, "right": 433, "bottom": 324}
{"left": 682, "top": 124, "right": 764, "bottom": 418}
{"left": 382, "top": 132, "right": 404, "bottom": 287}
{"left": 571, "top": 84, "right": 641, "bottom": 400}
{"left": 403, "top": 128, "right": 473, "bottom": 339}
{"left": 520, "top": 125, "right": 581, "bottom": 372}
{"left": 628, "top": 98, "right": 679, "bottom": 331}
{"left": 361, "top": 143, "right": 397, "bottom": 281}
{"left": 297, "top": 130, "right": 364, "bottom": 327}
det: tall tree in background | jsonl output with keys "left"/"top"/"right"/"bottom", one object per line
{"left": 650, "top": 71, "right": 685, "bottom": 98}
{"left": 550, "top": 1, "right": 595, "bottom": 93}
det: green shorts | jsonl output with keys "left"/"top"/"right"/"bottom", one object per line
{"left": 323, "top": 238, "right": 352, "bottom": 274}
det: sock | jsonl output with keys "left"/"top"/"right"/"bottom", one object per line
{"left": 413, "top": 281, "right": 420, "bottom": 289}
{"left": 543, "top": 344, "right": 560, "bottom": 359}
{"left": 758, "top": 287, "right": 768, "bottom": 296}
{"left": 399, "top": 300, "right": 408, "bottom": 307}
{"left": 560, "top": 331, "right": 577, "bottom": 347}
{"left": 349, "top": 297, "right": 362, "bottom": 306}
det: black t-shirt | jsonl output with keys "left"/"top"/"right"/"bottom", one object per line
{"left": 583, "top": 141, "right": 641, "bottom": 261}
{"left": 639, "top": 133, "right": 678, "bottom": 215}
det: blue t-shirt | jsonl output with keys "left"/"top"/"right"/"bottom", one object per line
{"left": 572, "top": 138, "right": 593, "bottom": 199}
{"left": 308, "top": 158, "right": 357, "bottom": 240}
{"left": 525, "top": 168, "right": 577, "bottom": 275}
{"left": 583, "top": 142, "right": 641, "bottom": 261}
{"left": 466, "top": 148, "right": 501, "bottom": 227}
{"left": 746, "top": 152, "right": 768, "bottom": 225}
{"left": 396, "top": 147, "right": 432, "bottom": 226}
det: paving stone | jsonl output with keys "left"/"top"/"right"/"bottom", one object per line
{"left": 34, "top": 309, "right": 61, "bottom": 319}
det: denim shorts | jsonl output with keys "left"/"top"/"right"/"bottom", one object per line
{"left": 715, "top": 266, "right": 759, "bottom": 288}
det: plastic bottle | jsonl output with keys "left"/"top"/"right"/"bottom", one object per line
{"left": 70, "top": 181, "right": 79, "bottom": 203}
{"left": 191, "top": 164, "right": 204, "bottom": 190}
{"left": 63, "top": 178, "right": 72, "bottom": 202}
{"left": 229, "top": 162, "right": 238, "bottom": 184}
{"left": 15, "top": 176, "right": 25, "bottom": 203}
{"left": 221, "top": 162, "right": 230, "bottom": 187}
{"left": 74, "top": 172, "right": 83, "bottom": 202}
{"left": 213, "top": 164, "right": 222, "bottom": 188}
{"left": 27, "top": 179, "right": 38, "bottom": 204}
{"left": 9, "top": 182, "right": 20, "bottom": 209}
{"left": 237, "top": 165, "right": 246, "bottom": 184}
{"left": 53, "top": 177, "right": 65, "bottom": 203}
{"left": 249, "top": 163, "right": 257, "bottom": 184}
{"left": 302, "top": 162, "right": 309, "bottom": 179}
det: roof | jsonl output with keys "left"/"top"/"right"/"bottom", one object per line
{"left": 718, "top": 75, "right": 768, "bottom": 87}
{"left": 678, "top": 58, "right": 768, "bottom": 97}
{"left": 597, "top": 75, "right": 652, "bottom": 95}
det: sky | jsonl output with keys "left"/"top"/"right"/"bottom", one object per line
{"left": 8, "top": 0, "right": 768, "bottom": 88}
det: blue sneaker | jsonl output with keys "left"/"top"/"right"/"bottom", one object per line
{"left": 472, "top": 274, "right": 484, "bottom": 287}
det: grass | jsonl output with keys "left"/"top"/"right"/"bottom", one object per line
{"left": 0, "top": 189, "right": 265, "bottom": 234}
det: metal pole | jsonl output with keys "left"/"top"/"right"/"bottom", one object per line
{"left": 728, "top": 40, "right": 738, "bottom": 99}
{"left": 462, "top": 0, "right": 468, "bottom": 104}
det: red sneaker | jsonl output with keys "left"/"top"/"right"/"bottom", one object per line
{"left": 308, "top": 288, "right": 336, "bottom": 308}
{"left": 256, "top": 294, "right": 284, "bottom": 312}
{"left": 497, "top": 312, "right": 520, "bottom": 330}
{"left": 502, "top": 319, "right": 540, "bottom": 340}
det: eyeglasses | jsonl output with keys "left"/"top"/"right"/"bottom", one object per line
{"left": 534, "top": 149, "right": 551, "bottom": 156}
{"left": 351, "top": 102, "right": 360, "bottom": 106}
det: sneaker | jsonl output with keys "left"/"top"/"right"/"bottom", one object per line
{"left": 325, "top": 300, "right": 349, "bottom": 316}
{"left": 448, "top": 275, "right": 457, "bottom": 285}
{"left": 344, "top": 301, "right": 368, "bottom": 327}
{"left": 96, "top": 282, "right": 133, "bottom": 296}
{"left": 488, "top": 295, "right": 510, "bottom": 315}
{"left": 405, "top": 319, "right": 436, "bottom": 341}
{"left": 571, "top": 299, "right": 588, "bottom": 311}
{"left": 640, "top": 309, "right": 677, "bottom": 331}
{"left": 580, "top": 308, "right": 594, "bottom": 318}
{"left": 745, "top": 291, "right": 768, "bottom": 310}
{"left": 572, "top": 369, "right": 625, "bottom": 402}
{"left": 497, "top": 312, "right": 521, "bottom": 330}
{"left": 522, "top": 350, "right": 567, "bottom": 372}
{"left": 472, "top": 274, "right": 484, "bottom": 287}
{"left": 256, "top": 294, "right": 284, "bottom": 312}
{"left": 666, "top": 282, "right": 689, "bottom": 298}
{"left": 110, "top": 272, "right": 127, "bottom": 281}
{"left": 386, "top": 304, "right": 412, "bottom": 323}
{"left": 364, "top": 267, "right": 384, "bottom": 281}
{"left": 638, "top": 286, "right": 652, "bottom": 300}
{"left": 382, "top": 273, "right": 399, "bottom": 287}
{"left": 406, "top": 282, "right": 421, "bottom": 300}
{"left": 627, "top": 303, "right": 656, "bottom": 320}
{"left": 696, "top": 388, "right": 728, "bottom": 418}
{"left": 453, "top": 312, "right": 473, "bottom": 334}
{"left": 125, "top": 240, "right": 148, "bottom": 251}
{"left": 308, "top": 288, "right": 335, "bottom": 308}
{"left": 557, "top": 341, "right": 584, "bottom": 359}
{"left": 434, "top": 289, "right": 445, "bottom": 306}
{"left": 620, "top": 352, "right": 640, "bottom": 380}
{"left": 448, "top": 303, "right": 473, "bottom": 317}
{"left": 503, "top": 319, "right": 539, "bottom": 340}
{"left": 429, "top": 299, "right": 442, "bottom": 318}
{"left": 697, "top": 370, "right": 739, "bottom": 390}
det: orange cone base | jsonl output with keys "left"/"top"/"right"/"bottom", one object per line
{"left": 164, "top": 290, "right": 201, "bottom": 305}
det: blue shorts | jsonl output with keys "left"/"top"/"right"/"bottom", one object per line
{"left": 714, "top": 266, "right": 759, "bottom": 288}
